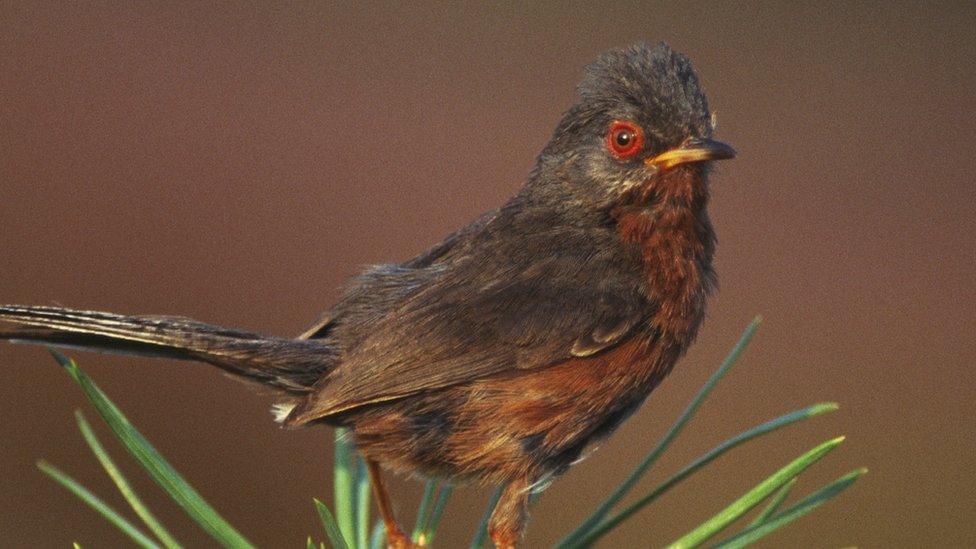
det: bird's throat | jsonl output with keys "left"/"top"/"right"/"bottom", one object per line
{"left": 612, "top": 168, "right": 716, "bottom": 346}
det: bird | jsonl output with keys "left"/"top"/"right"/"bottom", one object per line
{"left": 0, "top": 42, "right": 734, "bottom": 548}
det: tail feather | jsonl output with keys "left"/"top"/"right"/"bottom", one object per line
{"left": 0, "top": 305, "right": 336, "bottom": 393}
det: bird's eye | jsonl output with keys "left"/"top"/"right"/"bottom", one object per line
{"left": 606, "top": 121, "right": 644, "bottom": 160}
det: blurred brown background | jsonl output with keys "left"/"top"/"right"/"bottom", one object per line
{"left": 1, "top": 2, "right": 973, "bottom": 547}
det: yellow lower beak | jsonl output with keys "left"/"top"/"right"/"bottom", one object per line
{"left": 646, "top": 138, "right": 737, "bottom": 171}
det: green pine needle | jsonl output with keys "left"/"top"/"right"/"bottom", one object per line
{"left": 420, "top": 484, "right": 455, "bottom": 546}
{"left": 749, "top": 477, "right": 797, "bottom": 527}
{"left": 713, "top": 468, "right": 867, "bottom": 548}
{"left": 412, "top": 480, "right": 439, "bottom": 543}
{"left": 368, "top": 521, "right": 385, "bottom": 549}
{"left": 49, "top": 350, "right": 253, "bottom": 549}
{"left": 74, "top": 410, "right": 180, "bottom": 549}
{"left": 314, "top": 498, "right": 350, "bottom": 549}
{"left": 355, "top": 457, "right": 371, "bottom": 549}
{"left": 37, "top": 461, "right": 161, "bottom": 549}
{"left": 666, "top": 436, "right": 846, "bottom": 548}
{"left": 469, "top": 485, "right": 504, "bottom": 549}
{"left": 332, "top": 428, "right": 356, "bottom": 548}
{"left": 569, "top": 402, "right": 838, "bottom": 546}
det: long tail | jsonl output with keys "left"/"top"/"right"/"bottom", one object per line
{"left": 0, "top": 305, "right": 336, "bottom": 393}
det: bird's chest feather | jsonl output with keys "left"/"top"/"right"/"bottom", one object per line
{"left": 613, "top": 169, "right": 716, "bottom": 348}
{"left": 350, "top": 173, "right": 716, "bottom": 483}
{"left": 351, "top": 203, "right": 716, "bottom": 484}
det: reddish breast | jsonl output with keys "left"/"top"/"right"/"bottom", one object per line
{"left": 613, "top": 165, "right": 716, "bottom": 347}
{"left": 351, "top": 168, "right": 717, "bottom": 484}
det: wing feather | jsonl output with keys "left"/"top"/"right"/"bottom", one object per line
{"left": 285, "top": 246, "right": 650, "bottom": 424}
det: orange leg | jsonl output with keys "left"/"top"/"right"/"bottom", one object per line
{"left": 366, "top": 459, "right": 419, "bottom": 549}
{"left": 488, "top": 478, "right": 531, "bottom": 549}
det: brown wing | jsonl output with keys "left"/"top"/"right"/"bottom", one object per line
{"left": 295, "top": 210, "right": 498, "bottom": 343}
{"left": 569, "top": 316, "right": 641, "bottom": 358}
{"left": 283, "top": 253, "right": 649, "bottom": 425}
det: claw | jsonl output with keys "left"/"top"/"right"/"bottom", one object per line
{"left": 386, "top": 530, "right": 422, "bottom": 549}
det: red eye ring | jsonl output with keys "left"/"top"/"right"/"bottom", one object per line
{"left": 606, "top": 120, "right": 644, "bottom": 160}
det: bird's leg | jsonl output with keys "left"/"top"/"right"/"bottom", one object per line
{"left": 365, "top": 459, "right": 418, "bottom": 549}
{"left": 488, "top": 478, "right": 531, "bottom": 549}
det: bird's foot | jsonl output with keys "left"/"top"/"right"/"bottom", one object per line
{"left": 386, "top": 529, "right": 422, "bottom": 549}
{"left": 489, "top": 527, "right": 518, "bottom": 549}
{"left": 490, "top": 535, "right": 517, "bottom": 549}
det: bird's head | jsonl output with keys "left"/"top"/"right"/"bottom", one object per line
{"left": 533, "top": 43, "right": 734, "bottom": 212}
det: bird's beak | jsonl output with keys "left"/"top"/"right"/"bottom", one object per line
{"left": 645, "top": 138, "right": 737, "bottom": 172}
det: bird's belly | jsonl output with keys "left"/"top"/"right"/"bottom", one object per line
{"left": 350, "top": 336, "right": 680, "bottom": 484}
